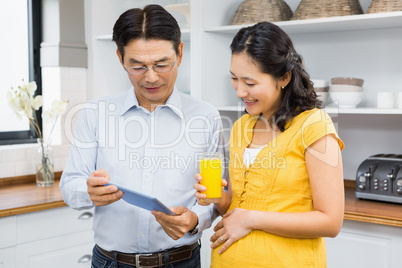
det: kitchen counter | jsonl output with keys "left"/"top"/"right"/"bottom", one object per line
{"left": 0, "top": 172, "right": 66, "bottom": 217}
{"left": 343, "top": 180, "right": 402, "bottom": 227}
{"left": 1, "top": 176, "right": 402, "bottom": 226}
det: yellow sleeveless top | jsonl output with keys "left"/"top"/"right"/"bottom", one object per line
{"left": 211, "top": 108, "right": 344, "bottom": 268}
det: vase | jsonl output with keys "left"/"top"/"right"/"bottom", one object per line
{"left": 36, "top": 138, "right": 54, "bottom": 187}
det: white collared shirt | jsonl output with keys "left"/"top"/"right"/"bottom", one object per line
{"left": 60, "top": 87, "right": 225, "bottom": 253}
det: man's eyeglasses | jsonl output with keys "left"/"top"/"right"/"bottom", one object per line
{"left": 124, "top": 58, "right": 177, "bottom": 76}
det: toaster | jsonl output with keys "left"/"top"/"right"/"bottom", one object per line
{"left": 355, "top": 154, "right": 402, "bottom": 204}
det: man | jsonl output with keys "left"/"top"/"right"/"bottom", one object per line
{"left": 60, "top": 4, "right": 225, "bottom": 268}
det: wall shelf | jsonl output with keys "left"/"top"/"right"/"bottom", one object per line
{"left": 95, "top": 35, "right": 113, "bottom": 41}
{"left": 205, "top": 11, "right": 402, "bottom": 35}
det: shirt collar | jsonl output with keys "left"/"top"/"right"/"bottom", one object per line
{"left": 118, "top": 86, "right": 183, "bottom": 119}
{"left": 164, "top": 87, "right": 183, "bottom": 119}
{"left": 119, "top": 87, "right": 139, "bottom": 116}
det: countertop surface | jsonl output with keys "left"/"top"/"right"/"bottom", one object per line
{"left": 1, "top": 176, "right": 402, "bottom": 227}
{"left": 343, "top": 180, "right": 402, "bottom": 227}
{"left": 0, "top": 172, "right": 66, "bottom": 217}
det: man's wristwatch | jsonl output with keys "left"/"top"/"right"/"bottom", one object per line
{"left": 188, "top": 218, "right": 199, "bottom": 235}
{"left": 188, "top": 225, "right": 199, "bottom": 235}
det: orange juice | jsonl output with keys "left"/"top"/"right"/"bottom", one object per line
{"left": 200, "top": 153, "right": 222, "bottom": 203}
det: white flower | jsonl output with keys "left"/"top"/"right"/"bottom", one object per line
{"left": 42, "top": 100, "right": 68, "bottom": 123}
{"left": 7, "top": 91, "right": 23, "bottom": 113}
{"left": 33, "top": 95, "right": 43, "bottom": 110}
{"left": 7, "top": 80, "right": 68, "bottom": 143}
{"left": 51, "top": 100, "right": 68, "bottom": 115}
{"left": 21, "top": 81, "right": 37, "bottom": 96}
{"left": 19, "top": 91, "right": 34, "bottom": 119}
{"left": 42, "top": 109, "right": 57, "bottom": 122}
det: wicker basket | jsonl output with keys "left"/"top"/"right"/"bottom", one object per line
{"left": 231, "top": 0, "right": 293, "bottom": 25}
{"left": 291, "top": 0, "right": 363, "bottom": 20}
{"left": 367, "top": 0, "right": 402, "bottom": 13}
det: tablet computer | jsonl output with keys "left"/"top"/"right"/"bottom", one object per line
{"left": 105, "top": 181, "right": 175, "bottom": 216}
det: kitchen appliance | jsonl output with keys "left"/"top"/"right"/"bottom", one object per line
{"left": 355, "top": 154, "right": 402, "bottom": 204}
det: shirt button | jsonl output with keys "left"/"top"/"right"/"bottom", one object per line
{"left": 141, "top": 233, "right": 145, "bottom": 237}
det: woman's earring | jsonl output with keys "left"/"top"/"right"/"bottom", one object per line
{"left": 281, "top": 86, "right": 285, "bottom": 90}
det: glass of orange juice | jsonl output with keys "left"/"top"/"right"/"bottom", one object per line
{"left": 200, "top": 152, "right": 222, "bottom": 203}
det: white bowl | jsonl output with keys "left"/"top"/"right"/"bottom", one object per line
{"left": 314, "top": 86, "right": 329, "bottom": 92}
{"left": 316, "top": 92, "right": 329, "bottom": 104}
{"left": 311, "top": 79, "right": 329, "bottom": 88}
{"left": 330, "top": 84, "right": 363, "bottom": 92}
{"left": 330, "top": 92, "right": 363, "bottom": 108}
{"left": 331, "top": 77, "right": 364, "bottom": 86}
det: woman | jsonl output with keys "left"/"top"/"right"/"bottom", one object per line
{"left": 194, "top": 21, "right": 344, "bottom": 267}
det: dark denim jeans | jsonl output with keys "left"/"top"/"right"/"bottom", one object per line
{"left": 91, "top": 243, "right": 201, "bottom": 268}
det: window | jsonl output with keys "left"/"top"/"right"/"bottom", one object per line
{"left": 0, "top": 0, "right": 42, "bottom": 145}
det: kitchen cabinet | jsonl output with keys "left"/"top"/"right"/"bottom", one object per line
{"left": 0, "top": 248, "right": 16, "bottom": 268}
{"left": 0, "top": 216, "right": 16, "bottom": 268}
{"left": 16, "top": 232, "right": 93, "bottom": 268}
{"left": 0, "top": 207, "right": 94, "bottom": 268}
{"left": 0, "top": 216, "right": 16, "bottom": 249}
{"left": 326, "top": 220, "right": 402, "bottom": 268}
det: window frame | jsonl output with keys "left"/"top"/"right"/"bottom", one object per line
{"left": 0, "top": 0, "right": 43, "bottom": 145}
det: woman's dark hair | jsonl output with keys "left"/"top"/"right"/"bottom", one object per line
{"left": 112, "top": 4, "right": 181, "bottom": 63}
{"left": 230, "top": 21, "right": 322, "bottom": 131}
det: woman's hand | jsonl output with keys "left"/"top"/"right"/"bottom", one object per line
{"left": 193, "top": 173, "right": 227, "bottom": 206}
{"left": 210, "top": 208, "right": 253, "bottom": 254}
